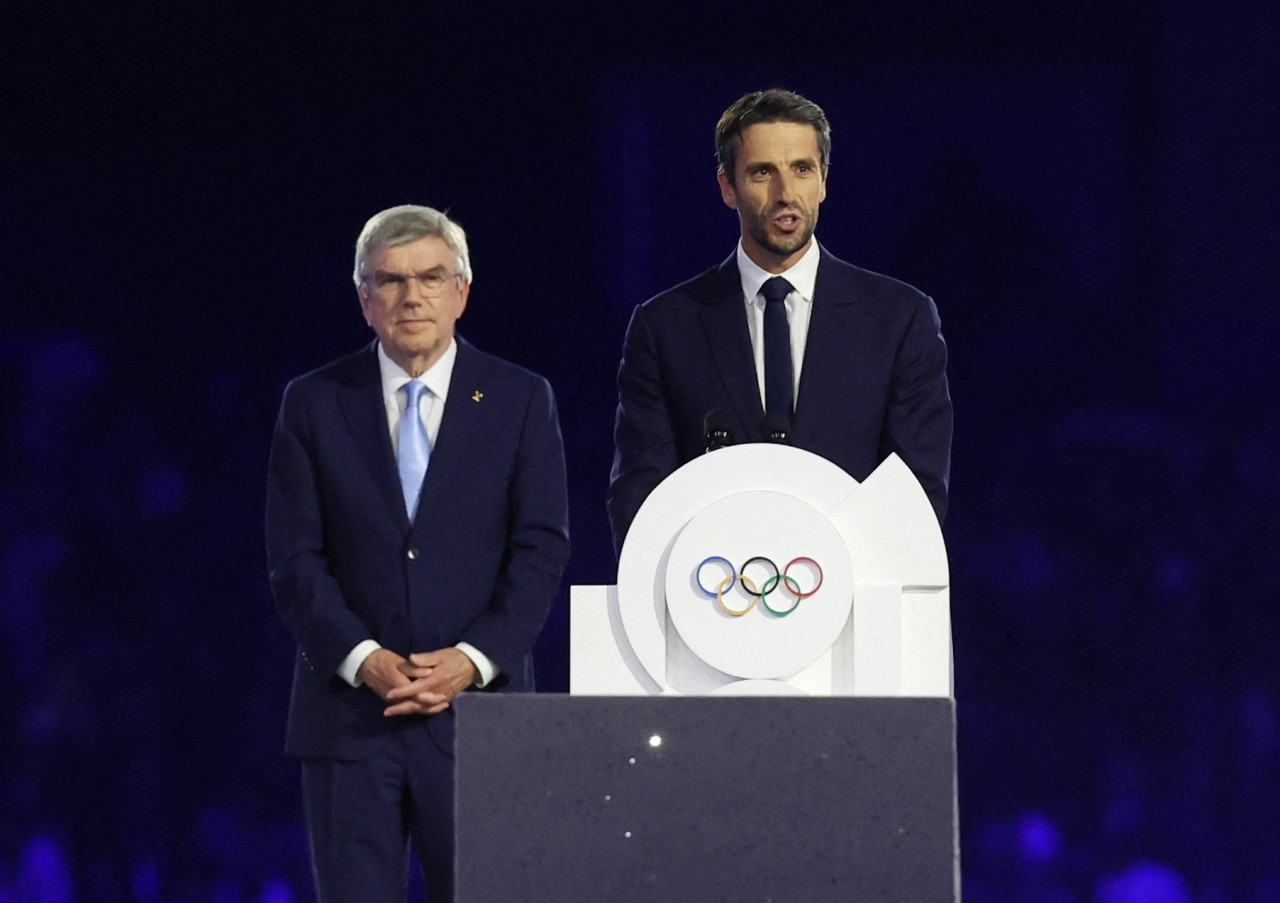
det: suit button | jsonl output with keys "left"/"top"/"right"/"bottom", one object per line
{"left": 407, "top": 548, "right": 420, "bottom": 560}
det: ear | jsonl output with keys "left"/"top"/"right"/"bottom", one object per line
{"left": 717, "top": 169, "right": 738, "bottom": 210}
{"left": 357, "top": 285, "right": 375, "bottom": 328}
{"left": 456, "top": 279, "right": 470, "bottom": 316}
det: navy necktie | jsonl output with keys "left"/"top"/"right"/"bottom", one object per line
{"left": 399, "top": 380, "right": 431, "bottom": 521}
{"left": 761, "top": 276, "right": 794, "bottom": 420}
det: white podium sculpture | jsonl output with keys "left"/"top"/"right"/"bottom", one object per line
{"left": 571, "top": 445, "right": 951, "bottom": 697}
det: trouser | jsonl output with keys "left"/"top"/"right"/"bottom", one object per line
{"left": 302, "top": 726, "right": 455, "bottom": 902}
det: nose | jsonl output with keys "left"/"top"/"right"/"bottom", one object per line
{"left": 404, "top": 275, "right": 432, "bottom": 302}
{"left": 773, "top": 171, "right": 798, "bottom": 205}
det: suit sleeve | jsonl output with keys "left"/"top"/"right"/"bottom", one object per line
{"left": 265, "top": 381, "right": 372, "bottom": 677}
{"left": 607, "top": 304, "right": 681, "bottom": 557}
{"left": 882, "top": 294, "right": 953, "bottom": 523}
{"left": 455, "top": 377, "right": 570, "bottom": 677}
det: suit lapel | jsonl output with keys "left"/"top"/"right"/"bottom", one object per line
{"left": 337, "top": 343, "right": 410, "bottom": 530}
{"left": 699, "top": 253, "right": 764, "bottom": 432}
{"left": 794, "top": 247, "right": 854, "bottom": 446}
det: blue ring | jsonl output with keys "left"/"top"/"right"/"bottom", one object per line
{"left": 696, "top": 556, "right": 735, "bottom": 596}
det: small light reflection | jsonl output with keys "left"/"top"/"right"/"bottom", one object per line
{"left": 628, "top": 757, "right": 636, "bottom": 765}
{"left": 624, "top": 831, "right": 632, "bottom": 839}
{"left": 648, "top": 734, "right": 662, "bottom": 748}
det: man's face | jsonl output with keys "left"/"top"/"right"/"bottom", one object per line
{"left": 358, "top": 235, "right": 469, "bottom": 376}
{"left": 717, "top": 121, "right": 827, "bottom": 273}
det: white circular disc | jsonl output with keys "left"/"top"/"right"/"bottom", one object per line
{"left": 710, "top": 679, "right": 809, "bottom": 697}
{"left": 665, "top": 490, "right": 853, "bottom": 680}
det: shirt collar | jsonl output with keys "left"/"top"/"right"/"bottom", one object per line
{"left": 376, "top": 339, "right": 458, "bottom": 405}
{"left": 735, "top": 238, "right": 821, "bottom": 305}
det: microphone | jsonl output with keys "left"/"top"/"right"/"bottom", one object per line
{"left": 703, "top": 409, "right": 734, "bottom": 453}
{"left": 762, "top": 413, "right": 792, "bottom": 445}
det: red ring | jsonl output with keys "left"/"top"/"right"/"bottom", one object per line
{"left": 783, "top": 557, "right": 823, "bottom": 598}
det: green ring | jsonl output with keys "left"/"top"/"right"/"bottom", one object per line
{"left": 759, "top": 574, "right": 802, "bottom": 616}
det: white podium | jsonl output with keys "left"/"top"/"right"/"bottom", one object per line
{"left": 454, "top": 446, "right": 959, "bottom": 902}
{"left": 572, "top": 445, "right": 952, "bottom": 697}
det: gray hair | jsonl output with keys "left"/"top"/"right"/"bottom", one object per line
{"left": 352, "top": 205, "right": 473, "bottom": 287}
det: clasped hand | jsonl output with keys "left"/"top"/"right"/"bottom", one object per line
{"left": 356, "top": 647, "right": 478, "bottom": 717}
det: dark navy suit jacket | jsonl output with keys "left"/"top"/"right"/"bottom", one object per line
{"left": 608, "top": 245, "right": 952, "bottom": 553}
{"left": 267, "top": 337, "right": 570, "bottom": 759}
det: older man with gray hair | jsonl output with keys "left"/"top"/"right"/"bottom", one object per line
{"left": 267, "top": 204, "right": 570, "bottom": 901}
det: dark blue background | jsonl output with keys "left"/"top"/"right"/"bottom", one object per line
{"left": 3, "top": 1, "right": 1278, "bottom": 900}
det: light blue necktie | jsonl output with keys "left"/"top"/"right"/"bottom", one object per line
{"left": 398, "top": 380, "right": 431, "bottom": 521}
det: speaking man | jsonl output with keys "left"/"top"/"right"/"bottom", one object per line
{"left": 266, "top": 205, "right": 570, "bottom": 901}
{"left": 607, "top": 88, "right": 952, "bottom": 554}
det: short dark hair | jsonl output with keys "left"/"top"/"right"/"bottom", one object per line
{"left": 715, "top": 89, "right": 831, "bottom": 184}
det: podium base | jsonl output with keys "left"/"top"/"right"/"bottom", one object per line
{"left": 455, "top": 695, "right": 958, "bottom": 902}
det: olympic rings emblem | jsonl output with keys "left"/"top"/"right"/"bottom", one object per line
{"left": 695, "top": 556, "right": 824, "bottom": 617}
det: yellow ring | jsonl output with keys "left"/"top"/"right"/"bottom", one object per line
{"left": 715, "top": 573, "right": 757, "bottom": 616}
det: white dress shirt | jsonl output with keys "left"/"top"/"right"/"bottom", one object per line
{"left": 336, "top": 339, "right": 499, "bottom": 689}
{"left": 735, "top": 238, "right": 821, "bottom": 408}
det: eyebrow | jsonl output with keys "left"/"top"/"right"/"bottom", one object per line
{"left": 742, "top": 156, "right": 820, "bottom": 172}
{"left": 373, "top": 265, "right": 450, "bottom": 280}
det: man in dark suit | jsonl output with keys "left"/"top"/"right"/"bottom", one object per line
{"left": 266, "top": 205, "right": 570, "bottom": 901}
{"left": 608, "top": 89, "right": 952, "bottom": 554}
